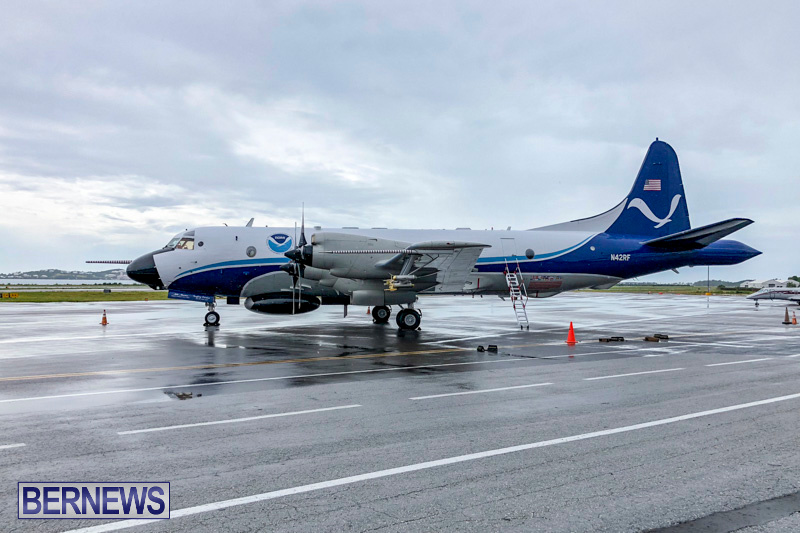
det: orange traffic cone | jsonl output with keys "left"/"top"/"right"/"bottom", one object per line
{"left": 793, "top": 311, "right": 797, "bottom": 325}
{"left": 367, "top": 307, "right": 371, "bottom": 315}
{"left": 783, "top": 307, "right": 791, "bottom": 325}
{"left": 100, "top": 310, "right": 108, "bottom": 326}
{"left": 566, "top": 322, "right": 577, "bottom": 346}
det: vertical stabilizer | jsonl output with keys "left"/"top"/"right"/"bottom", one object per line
{"left": 605, "top": 140, "right": 691, "bottom": 237}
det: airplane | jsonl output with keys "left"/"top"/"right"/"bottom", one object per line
{"left": 123, "top": 139, "right": 760, "bottom": 330}
{"left": 747, "top": 286, "right": 800, "bottom": 306}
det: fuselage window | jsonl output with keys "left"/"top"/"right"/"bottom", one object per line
{"left": 246, "top": 246, "right": 257, "bottom": 258}
{"left": 175, "top": 238, "right": 195, "bottom": 250}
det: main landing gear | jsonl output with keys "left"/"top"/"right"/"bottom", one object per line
{"left": 372, "top": 305, "right": 391, "bottom": 324}
{"left": 204, "top": 301, "right": 220, "bottom": 327}
{"left": 372, "top": 304, "right": 420, "bottom": 330}
{"left": 396, "top": 307, "right": 421, "bottom": 330}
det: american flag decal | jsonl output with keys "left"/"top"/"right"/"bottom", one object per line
{"left": 643, "top": 179, "right": 661, "bottom": 191}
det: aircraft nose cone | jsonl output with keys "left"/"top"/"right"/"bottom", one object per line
{"left": 742, "top": 243, "right": 762, "bottom": 260}
{"left": 127, "top": 251, "right": 164, "bottom": 290}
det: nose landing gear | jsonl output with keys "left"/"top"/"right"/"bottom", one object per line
{"left": 204, "top": 301, "right": 220, "bottom": 327}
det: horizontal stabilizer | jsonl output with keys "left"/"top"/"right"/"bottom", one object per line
{"left": 643, "top": 218, "right": 753, "bottom": 250}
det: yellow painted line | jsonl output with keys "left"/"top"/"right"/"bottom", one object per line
{"left": 0, "top": 341, "right": 560, "bottom": 383}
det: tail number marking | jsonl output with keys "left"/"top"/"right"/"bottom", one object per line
{"left": 610, "top": 254, "right": 630, "bottom": 261}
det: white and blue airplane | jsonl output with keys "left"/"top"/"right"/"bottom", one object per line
{"left": 124, "top": 140, "right": 760, "bottom": 329}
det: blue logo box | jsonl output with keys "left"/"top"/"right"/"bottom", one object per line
{"left": 18, "top": 482, "right": 170, "bottom": 520}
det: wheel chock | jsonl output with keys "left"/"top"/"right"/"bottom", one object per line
{"left": 653, "top": 334, "right": 669, "bottom": 340}
{"left": 599, "top": 336, "right": 625, "bottom": 342}
{"left": 487, "top": 345, "right": 498, "bottom": 352}
{"left": 644, "top": 336, "right": 660, "bottom": 342}
{"left": 477, "top": 345, "right": 486, "bottom": 352}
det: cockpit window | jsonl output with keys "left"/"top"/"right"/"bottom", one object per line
{"left": 175, "top": 237, "right": 195, "bottom": 250}
{"left": 166, "top": 230, "right": 196, "bottom": 250}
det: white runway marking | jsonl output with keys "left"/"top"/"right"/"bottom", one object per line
{"left": 668, "top": 340, "right": 754, "bottom": 349}
{"left": 426, "top": 332, "right": 520, "bottom": 345}
{"left": 542, "top": 346, "right": 658, "bottom": 359}
{"left": 118, "top": 405, "right": 361, "bottom": 435}
{"left": 705, "top": 358, "right": 773, "bottom": 367}
{"left": 786, "top": 353, "right": 800, "bottom": 358}
{"left": 0, "top": 443, "right": 25, "bottom": 450}
{"left": 63, "top": 391, "right": 800, "bottom": 533}
{"left": 583, "top": 368, "right": 685, "bottom": 381}
{"left": 410, "top": 382, "right": 552, "bottom": 400}
{"left": 0, "top": 358, "right": 538, "bottom": 404}
{"left": 704, "top": 357, "right": 772, "bottom": 366}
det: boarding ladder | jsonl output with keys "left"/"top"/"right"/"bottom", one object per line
{"left": 504, "top": 260, "right": 530, "bottom": 330}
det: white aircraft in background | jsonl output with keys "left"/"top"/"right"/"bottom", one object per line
{"left": 110, "top": 140, "right": 759, "bottom": 330}
{"left": 747, "top": 286, "right": 800, "bottom": 306}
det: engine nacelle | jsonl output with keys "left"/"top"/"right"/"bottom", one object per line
{"left": 244, "top": 293, "right": 321, "bottom": 314}
{"left": 310, "top": 232, "right": 411, "bottom": 278}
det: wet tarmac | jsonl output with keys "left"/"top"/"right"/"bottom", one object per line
{"left": 1, "top": 293, "right": 800, "bottom": 532}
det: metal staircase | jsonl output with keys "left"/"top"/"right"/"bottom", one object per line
{"left": 504, "top": 265, "right": 529, "bottom": 330}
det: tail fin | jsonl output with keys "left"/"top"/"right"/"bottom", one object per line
{"left": 605, "top": 140, "right": 691, "bottom": 237}
{"left": 533, "top": 140, "right": 691, "bottom": 236}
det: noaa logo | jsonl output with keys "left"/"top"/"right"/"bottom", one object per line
{"left": 627, "top": 194, "right": 682, "bottom": 228}
{"left": 268, "top": 233, "right": 293, "bottom": 253}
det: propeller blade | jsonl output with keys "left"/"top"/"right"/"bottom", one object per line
{"left": 298, "top": 203, "right": 307, "bottom": 248}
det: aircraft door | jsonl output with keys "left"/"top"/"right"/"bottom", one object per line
{"left": 500, "top": 238, "right": 519, "bottom": 269}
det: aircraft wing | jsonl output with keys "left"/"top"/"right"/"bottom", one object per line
{"left": 643, "top": 218, "right": 753, "bottom": 250}
{"left": 405, "top": 241, "right": 489, "bottom": 292}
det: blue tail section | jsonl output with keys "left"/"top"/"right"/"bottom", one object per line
{"left": 605, "top": 140, "right": 691, "bottom": 237}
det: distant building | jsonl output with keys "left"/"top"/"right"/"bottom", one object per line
{"left": 741, "top": 279, "right": 790, "bottom": 289}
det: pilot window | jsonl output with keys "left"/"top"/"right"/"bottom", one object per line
{"left": 165, "top": 236, "right": 182, "bottom": 249}
{"left": 175, "top": 237, "right": 195, "bottom": 250}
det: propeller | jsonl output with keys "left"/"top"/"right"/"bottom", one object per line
{"left": 279, "top": 204, "right": 312, "bottom": 314}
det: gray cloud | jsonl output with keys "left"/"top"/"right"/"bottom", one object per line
{"left": 0, "top": 1, "right": 798, "bottom": 282}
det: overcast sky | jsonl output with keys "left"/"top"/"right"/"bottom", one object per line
{"left": 1, "top": 1, "right": 798, "bottom": 282}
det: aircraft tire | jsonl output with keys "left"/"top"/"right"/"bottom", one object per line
{"left": 204, "top": 311, "right": 220, "bottom": 326}
{"left": 396, "top": 309, "right": 421, "bottom": 330}
{"left": 372, "top": 306, "right": 391, "bottom": 324}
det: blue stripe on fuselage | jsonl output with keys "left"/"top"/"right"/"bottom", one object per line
{"left": 175, "top": 257, "right": 289, "bottom": 279}
{"left": 476, "top": 236, "right": 595, "bottom": 264}
{"left": 169, "top": 263, "right": 285, "bottom": 296}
